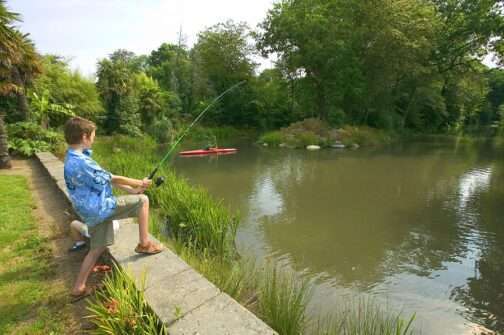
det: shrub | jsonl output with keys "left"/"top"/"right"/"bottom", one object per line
{"left": 260, "top": 131, "right": 284, "bottom": 146}
{"left": 7, "top": 122, "right": 64, "bottom": 156}
{"left": 86, "top": 265, "right": 168, "bottom": 334}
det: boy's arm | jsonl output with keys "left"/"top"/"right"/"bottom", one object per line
{"left": 114, "top": 183, "right": 146, "bottom": 194}
{"left": 111, "top": 175, "right": 151, "bottom": 188}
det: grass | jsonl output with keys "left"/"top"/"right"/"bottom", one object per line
{"left": 257, "top": 265, "right": 312, "bottom": 335}
{"left": 86, "top": 265, "right": 168, "bottom": 334}
{"left": 0, "top": 175, "right": 74, "bottom": 334}
{"left": 312, "top": 298, "right": 415, "bottom": 335}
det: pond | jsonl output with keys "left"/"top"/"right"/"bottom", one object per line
{"left": 173, "top": 137, "right": 504, "bottom": 334}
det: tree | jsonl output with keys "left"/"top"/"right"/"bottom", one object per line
{"left": 96, "top": 50, "right": 141, "bottom": 134}
{"left": 0, "top": 0, "right": 41, "bottom": 168}
{"left": 147, "top": 42, "right": 192, "bottom": 113}
{"left": 191, "top": 20, "right": 257, "bottom": 126}
{"left": 32, "top": 55, "right": 103, "bottom": 123}
{"left": 257, "top": 0, "right": 439, "bottom": 124}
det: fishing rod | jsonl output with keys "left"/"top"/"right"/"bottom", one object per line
{"left": 148, "top": 80, "right": 246, "bottom": 186}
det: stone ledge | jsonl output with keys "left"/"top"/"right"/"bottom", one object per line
{"left": 35, "top": 152, "right": 278, "bottom": 335}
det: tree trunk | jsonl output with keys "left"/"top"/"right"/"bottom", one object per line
{"left": 11, "top": 67, "right": 30, "bottom": 121}
{"left": 0, "top": 114, "right": 12, "bottom": 169}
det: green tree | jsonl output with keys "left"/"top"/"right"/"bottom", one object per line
{"left": 32, "top": 55, "right": 103, "bottom": 123}
{"left": 147, "top": 42, "right": 192, "bottom": 113}
{"left": 0, "top": 0, "right": 41, "bottom": 168}
{"left": 192, "top": 20, "right": 257, "bottom": 126}
{"left": 96, "top": 50, "right": 142, "bottom": 135}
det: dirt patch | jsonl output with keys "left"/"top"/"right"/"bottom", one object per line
{"left": 1, "top": 159, "right": 108, "bottom": 333}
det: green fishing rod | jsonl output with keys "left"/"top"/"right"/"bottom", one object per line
{"left": 148, "top": 80, "right": 246, "bottom": 186}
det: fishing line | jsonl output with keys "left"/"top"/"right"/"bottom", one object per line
{"left": 148, "top": 80, "right": 246, "bottom": 185}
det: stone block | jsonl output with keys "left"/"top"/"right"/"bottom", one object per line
{"left": 109, "top": 223, "right": 190, "bottom": 288}
{"left": 145, "top": 268, "right": 221, "bottom": 325}
{"left": 36, "top": 152, "right": 59, "bottom": 163}
{"left": 170, "top": 293, "right": 278, "bottom": 335}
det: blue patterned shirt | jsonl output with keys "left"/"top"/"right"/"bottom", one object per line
{"left": 64, "top": 148, "right": 116, "bottom": 226}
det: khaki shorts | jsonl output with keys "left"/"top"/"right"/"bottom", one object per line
{"left": 88, "top": 195, "right": 146, "bottom": 250}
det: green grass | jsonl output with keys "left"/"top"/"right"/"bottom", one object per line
{"left": 0, "top": 175, "right": 74, "bottom": 334}
{"left": 86, "top": 265, "right": 168, "bottom": 335}
{"left": 313, "top": 298, "right": 415, "bottom": 335}
{"left": 258, "top": 265, "right": 312, "bottom": 335}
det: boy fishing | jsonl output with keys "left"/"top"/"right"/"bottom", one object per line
{"left": 63, "top": 116, "right": 163, "bottom": 301}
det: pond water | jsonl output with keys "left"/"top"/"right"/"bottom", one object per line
{"left": 173, "top": 137, "right": 504, "bottom": 334}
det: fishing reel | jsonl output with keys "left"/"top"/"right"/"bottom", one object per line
{"left": 154, "top": 176, "right": 165, "bottom": 187}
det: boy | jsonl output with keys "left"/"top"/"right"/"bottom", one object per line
{"left": 63, "top": 117, "right": 163, "bottom": 300}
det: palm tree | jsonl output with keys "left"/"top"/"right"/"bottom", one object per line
{"left": 0, "top": 0, "right": 41, "bottom": 168}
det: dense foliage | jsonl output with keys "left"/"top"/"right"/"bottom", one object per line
{"left": 2, "top": 0, "right": 504, "bottom": 160}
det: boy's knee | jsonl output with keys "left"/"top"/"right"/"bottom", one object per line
{"left": 139, "top": 194, "right": 149, "bottom": 206}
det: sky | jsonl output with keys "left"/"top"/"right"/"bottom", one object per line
{"left": 8, "top": 0, "right": 276, "bottom": 76}
{"left": 8, "top": 0, "right": 498, "bottom": 77}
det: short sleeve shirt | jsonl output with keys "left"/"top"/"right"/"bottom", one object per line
{"left": 64, "top": 148, "right": 116, "bottom": 226}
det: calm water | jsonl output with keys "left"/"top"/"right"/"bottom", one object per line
{"left": 173, "top": 138, "right": 504, "bottom": 334}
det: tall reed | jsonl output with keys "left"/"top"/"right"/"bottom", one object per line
{"left": 312, "top": 298, "right": 415, "bottom": 335}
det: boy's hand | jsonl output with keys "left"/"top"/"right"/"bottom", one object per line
{"left": 141, "top": 178, "right": 152, "bottom": 188}
{"left": 130, "top": 187, "right": 147, "bottom": 194}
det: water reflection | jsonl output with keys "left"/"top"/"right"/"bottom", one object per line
{"left": 173, "top": 140, "right": 504, "bottom": 334}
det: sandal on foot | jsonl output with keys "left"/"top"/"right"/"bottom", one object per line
{"left": 134, "top": 241, "right": 163, "bottom": 255}
{"left": 68, "top": 241, "right": 87, "bottom": 252}
{"left": 92, "top": 264, "right": 111, "bottom": 273}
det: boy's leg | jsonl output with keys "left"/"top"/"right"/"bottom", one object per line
{"left": 114, "top": 195, "right": 162, "bottom": 252}
{"left": 72, "top": 246, "right": 106, "bottom": 295}
{"left": 72, "top": 219, "right": 114, "bottom": 295}
{"left": 138, "top": 194, "right": 149, "bottom": 245}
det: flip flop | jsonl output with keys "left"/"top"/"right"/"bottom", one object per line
{"left": 134, "top": 241, "right": 163, "bottom": 255}
{"left": 92, "top": 264, "right": 111, "bottom": 273}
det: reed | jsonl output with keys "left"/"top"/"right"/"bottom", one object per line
{"left": 312, "top": 298, "right": 415, "bottom": 335}
{"left": 258, "top": 265, "right": 312, "bottom": 335}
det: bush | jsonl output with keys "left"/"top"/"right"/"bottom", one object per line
{"left": 86, "top": 265, "right": 168, "bottom": 334}
{"left": 7, "top": 122, "right": 64, "bottom": 156}
{"left": 147, "top": 118, "right": 174, "bottom": 143}
{"left": 260, "top": 131, "right": 283, "bottom": 146}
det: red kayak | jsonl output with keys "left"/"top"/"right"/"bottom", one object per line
{"left": 179, "top": 148, "right": 238, "bottom": 156}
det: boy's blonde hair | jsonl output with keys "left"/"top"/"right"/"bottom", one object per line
{"left": 64, "top": 117, "right": 96, "bottom": 145}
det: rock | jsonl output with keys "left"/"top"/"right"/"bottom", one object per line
{"left": 330, "top": 142, "right": 346, "bottom": 149}
{"left": 279, "top": 143, "right": 287, "bottom": 148}
{"left": 351, "top": 143, "right": 360, "bottom": 149}
{"left": 262, "top": 143, "right": 268, "bottom": 147}
{"left": 306, "top": 145, "right": 321, "bottom": 151}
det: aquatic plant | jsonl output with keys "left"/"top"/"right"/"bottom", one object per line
{"left": 312, "top": 298, "right": 415, "bottom": 335}
{"left": 258, "top": 265, "right": 312, "bottom": 335}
